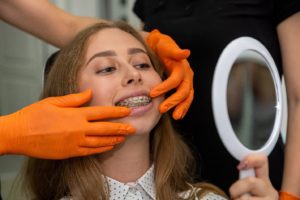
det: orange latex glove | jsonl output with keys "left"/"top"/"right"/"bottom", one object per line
{"left": 146, "top": 29, "right": 194, "bottom": 120}
{"left": 0, "top": 90, "right": 135, "bottom": 159}
{"left": 280, "top": 191, "right": 300, "bottom": 200}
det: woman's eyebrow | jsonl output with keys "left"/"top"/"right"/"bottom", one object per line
{"left": 86, "top": 48, "right": 147, "bottom": 66}
{"left": 128, "top": 48, "right": 147, "bottom": 55}
{"left": 86, "top": 50, "right": 116, "bottom": 65}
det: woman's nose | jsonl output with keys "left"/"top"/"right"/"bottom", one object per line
{"left": 122, "top": 67, "right": 142, "bottom": 86}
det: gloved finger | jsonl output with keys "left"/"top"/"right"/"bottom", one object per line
{"left": 279, "top": 191, "right": 300, "bottom": 200}
{"left": 158, "top": 58, "right": 176, "bottom": 73}
{"left": 80, "top": 136, "right": 125, "bottom": 147}
{"left": 172, "top": 90, "right": 194, "bottom": 120}
{"left": 157, "top": 46, "right": 190, "bottom": 61}
{"left": 46, "top": 89, "right": 92, "bottom": 107}
{"left": 146, "top": 29, "right": 161, "bottom": 48}
{"left": 171, "top": 64, "right": 194, "bottom": 119}
{"left": 80, "top": 106, "right": 131, "bottom": 121}
{"left": 150, "top": 63, "right": 184, "bottom": 97}
{"left": 78, "top": 146, "right": 114, "bottom": 156}
{"left": 158, "top": 77, "right": 191, "bottom": 113}
{"left": 86, "top": 122, "right": 135, "bottom": 135}
{"left": 146, "top": 29, "right": 190, "bottom": 60}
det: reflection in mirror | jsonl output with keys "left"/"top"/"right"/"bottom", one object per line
{"left": 227, "top": 50, "right": 277, "bottom": 150}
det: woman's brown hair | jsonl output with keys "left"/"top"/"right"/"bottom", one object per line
{"left": 22, "top": 21, "right": 226, "bottom": 200}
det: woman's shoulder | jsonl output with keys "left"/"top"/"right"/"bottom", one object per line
{"left": 179, "top": 182, "right": 229, "bottom": 200}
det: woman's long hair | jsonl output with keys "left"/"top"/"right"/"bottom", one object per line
{"left": 22, "top": 22, "right": 226, "bottom": 200}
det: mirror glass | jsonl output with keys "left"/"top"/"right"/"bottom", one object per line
{"left": 227, "top": 50, "right": 277, "bottom": 150}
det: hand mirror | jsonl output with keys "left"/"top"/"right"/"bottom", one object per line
{"left": 212, "top": 37, "right": 283, "bottom": 179}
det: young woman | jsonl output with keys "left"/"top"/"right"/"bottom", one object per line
{"left": 22, "top": 22, "right": 277, "bottom": 200}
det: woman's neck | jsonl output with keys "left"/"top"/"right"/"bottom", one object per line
{"left": 99, "top": 134, "right": 151, "bottom": 183}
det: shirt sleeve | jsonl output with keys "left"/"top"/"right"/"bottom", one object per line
{"left": 274, "top": 0, "right": 300, "bottom": 24}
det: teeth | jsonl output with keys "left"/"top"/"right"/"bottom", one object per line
{"left": 116, "top": 96, "right": 151, "bottom": 108}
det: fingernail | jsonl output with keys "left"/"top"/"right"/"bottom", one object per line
{"left": 103, "top": 146, "right": 114, "bottom": 152}
{"left": 183, "top": 49, "right": 191, "bottom": 57}
{"left": 116, "top": 137, "right": 125, "bottom": 143}
{"left": 150, "top": 91, "right": 158, "bottom": 98}
{"left": 181, "top": 111, "right": 187, "bottom": 118}
{"left": 162, "top": 102, "right": 174, "bottom": 112}
{"left": 161, "top": 106, "right": 170, "bottom": 113}
{"left": 179, "top": 108, "right": 188, "bottom": 119}
{"left": 118, "top": 107, "right": 131, "bottom": 115}
{"left": 127, "top": 126, "right": 136, "bottom": 134}
{"left": 237, "top": 160, "right": 248, "bottom": 170}
{"left": 173, "top": 112, "right": 182, "bottom": 120}
{"left": 120, "top": 107, "right": 130, "bottom": 111}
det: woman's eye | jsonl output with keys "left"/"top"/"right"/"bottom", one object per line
{"left": 134, "top": 63, "right": 151, "bottom": 69}
{"left": 96, "top": 66, "right": 116, "bottom": 74}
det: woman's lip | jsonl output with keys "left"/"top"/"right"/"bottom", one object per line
{"left": 128, "top": 102, "right": 153, "bottom": 116}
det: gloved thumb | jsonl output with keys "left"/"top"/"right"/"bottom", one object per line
{"left": 146, "top": 29, "right": 190, "bottom": 60}
{"left": 163, "top": 48, "right": 190, "bottom": 60}
{"left": 46, "top": 89, "right": 92, "bottom": 107}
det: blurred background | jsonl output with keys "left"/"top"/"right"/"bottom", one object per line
{"left": 0, "top": 0, "right": 141, "bottom": 199}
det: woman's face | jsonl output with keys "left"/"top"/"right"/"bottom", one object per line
{"left": 78, "top": 28, "right": 163, "bottom": 135}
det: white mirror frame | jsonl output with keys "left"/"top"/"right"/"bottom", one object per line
{"left": 212, "top": 37, "right": 283, "bottom": 162}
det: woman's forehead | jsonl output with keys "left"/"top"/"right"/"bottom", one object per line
{"left": 86, "top": 28, "right": 144, "bottom": 52}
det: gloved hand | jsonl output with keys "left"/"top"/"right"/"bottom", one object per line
{"left": 146, "top": 29, "right": 194, "bottom": 120}
{"left": 0, "top": 89, "right": 135, "bottom": 159}
{"left": 280, "top": 191, "right": 300, "bottom": 200}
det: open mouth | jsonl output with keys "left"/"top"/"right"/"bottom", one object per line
{"left": 115, "top": 95, "right": 152, "bottom": 108}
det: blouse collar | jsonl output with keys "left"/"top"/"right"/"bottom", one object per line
{"left": 105, "top": 165, "right": 156, "bottom": 199}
